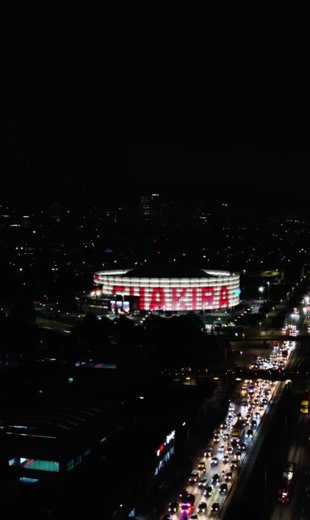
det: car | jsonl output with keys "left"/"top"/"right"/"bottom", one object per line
{"left": 220, "top": 483, "right": 228, "bottom": 495}
{"left": 190, "top": 515, "right": 198, "bottom": 519}
{"left": 204, "top": 485, "right": 213, "bottom": 497}
{"left": 179, "top": 493, "right": 195, "bottom": 515}
{"left": 162, "top": 516, "right": 172, "bottom": 520}
{"left": 197, "top": 461, "right": 206, "bottom": 472}
{"left": 204, "top": 448, "right": 212, "bottom": 458}
{"left": 189, "top": 471, "right": 199, "bottom": 483}
{"left": 211, "top": 502, "right": 220, "bottom": 513}
{"left": 246, "top": 429, "right": 253, "bottom": 438}
{"left": 231, "top": 458, "right": 239, "bottom": 469}
{"left": 231, "top": 437, "right": 240, "bottom": 447}
{"left": 240, "top": 442, "right": 246, "bottom": 451}
{"left": 223, "top": 455, "right": 230, "bottom": 464}
{"left": 212, "top": 473, "right": 220, "bottom": 484}
{"left": 197, "top": 502, "right": 207, "bottom": 514}
{"left": 211, "top": 457, "right": 219, "bottom": 465}
{"left": 198, "top": 477, "right": 208, "bottom": 488}
{"left": 225, "top": 471, "right": 232, "bottom": 481}
{"left": 218, "top": 444, "right": 225, "bottom": 452}
{"left": 168, "top": 501, "right": 178, "bottom": 513}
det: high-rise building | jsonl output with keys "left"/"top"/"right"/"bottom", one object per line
{"left": 140, "top": 193, "right": 160, "bottom": 222}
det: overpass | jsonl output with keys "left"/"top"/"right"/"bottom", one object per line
{"left": 226, "top": 366, "right": 310, "bottom": 381}
{"left": 188, "top": 366, "right": 310, "bottom": 383}
{"left": 237, "top": 334, "right": 310, "bottom": 343}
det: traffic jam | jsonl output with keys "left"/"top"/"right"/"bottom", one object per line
{"left": 162, "top": 340, "right": 295, "bottom": 519}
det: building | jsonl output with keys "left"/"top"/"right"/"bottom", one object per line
{"left": 0, "top": 398, "right": 112, "bottom": 479}
{"left": 90, "top": 266, "right": 240, "bottom": 313}
{"left": 140, "top": 193, "right": 160, "bottom": 222}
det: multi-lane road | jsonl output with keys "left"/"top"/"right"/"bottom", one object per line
{"left": 161, "top": 341, "right": 295, "bottom": 519}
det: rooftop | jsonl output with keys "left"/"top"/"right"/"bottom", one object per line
{"left": 0, "top": 397, "right": 113, "bottom": 457}
{"left": 126, "top": 266, "right": 212, "bottom": 278}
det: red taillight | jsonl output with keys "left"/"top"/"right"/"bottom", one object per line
{"left": 180, "top": 503, "right": 193, "bottom": 513}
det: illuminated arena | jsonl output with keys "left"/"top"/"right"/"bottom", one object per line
{"left": 90, "top": 267, "right": 240, "bottom": 313}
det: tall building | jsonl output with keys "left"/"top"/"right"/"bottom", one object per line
{"left": 49, "top": 201, "right": 61, "bottom": 223}
{"left": 140, "top": 193, "right": 160, "bottom": 222}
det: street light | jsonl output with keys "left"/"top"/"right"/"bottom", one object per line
{"left": 258, "top": 286, "right": 265, "bottom": 300}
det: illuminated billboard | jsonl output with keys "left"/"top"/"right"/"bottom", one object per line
{"left": 92, "top": 268, "right": 240, "bottom": 311}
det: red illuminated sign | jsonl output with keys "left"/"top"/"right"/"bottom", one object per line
{"left": 112, "top": 285, "right": 230, "bottom": 311}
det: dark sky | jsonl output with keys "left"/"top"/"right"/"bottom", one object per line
{"left": 127, "top": 146, "right": 309, "bottom": 214}
{"left": 1, "top": 106, "right": 309, "bottom": 213}
{"left": 0, "top": 5, "right": 309, "bottom": 213}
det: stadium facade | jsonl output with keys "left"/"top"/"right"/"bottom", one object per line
{"left": 90, "top": 267, "right": 240, "bottom": 313}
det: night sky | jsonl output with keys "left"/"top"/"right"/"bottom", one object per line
{"left": 0, "top": 7, "right": 309, "bottom": 212}
{"left": 1, "top": 131, "right": 309, "bottom": 214}
{"left": 127, "top": 146, "right": 310, "bottom": 213}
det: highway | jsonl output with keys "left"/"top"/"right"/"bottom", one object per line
{"left": 161, "top": 341, "right": 295, "bottom": 519}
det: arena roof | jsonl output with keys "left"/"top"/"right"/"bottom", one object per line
{"left": 126, "top": 266, "right": 212, "bottom": 278}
